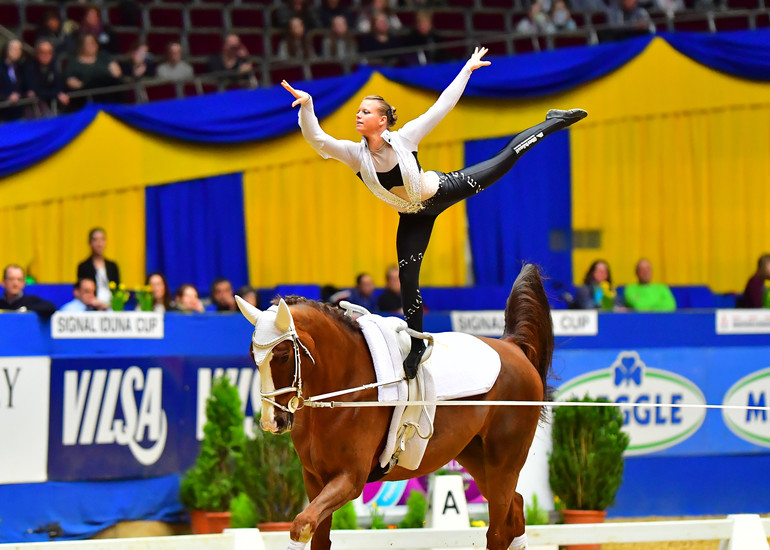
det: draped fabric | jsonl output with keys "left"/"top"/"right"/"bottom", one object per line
{"left": 145, "top": 173, "right": 248, "bottom": 293}
{"left": 465, "top": 131, "right": 572, "bottom": 287}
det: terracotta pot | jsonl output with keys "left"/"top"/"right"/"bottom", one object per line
{"left": 561, "top": 509, "right": 607, "bottom": 550}
{"left": 258, "top": 521, "right": 293, "bottom": 532}
{"left": 189, "top": 510, "right": 232, "bottom": 534}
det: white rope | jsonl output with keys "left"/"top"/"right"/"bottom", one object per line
{"left": 307, "top": 398, "right": 770, "bottom": 412}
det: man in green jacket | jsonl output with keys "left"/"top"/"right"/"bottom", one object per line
{"left": 624, "top": 258, "right": 677, "bottom": 312}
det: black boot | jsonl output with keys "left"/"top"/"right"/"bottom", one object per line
{"left": 546, "top": 108, "right": 588, "bottom": 124}
{"left": 403, "top": 338, "right": 426, "bottom": 379}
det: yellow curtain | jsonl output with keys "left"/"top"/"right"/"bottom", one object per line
{"left": 0, "top": 188, "right": 146, "bottom": 285}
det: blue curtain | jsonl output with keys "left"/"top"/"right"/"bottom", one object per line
{"left": 465, "top": 130, "right": 572, "bottom": 288}
{"left": 381, "top": 35, "right": 653, "bottom": 98}
{"left": 145, "top": 173, "right": 248, "bottom": 294}
{"left": 0, "top": 106, "right": 97, "bottom": 178}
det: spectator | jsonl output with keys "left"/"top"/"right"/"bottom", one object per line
{"left": 235, "top": 285, "right": 258, "bottom": 308}
{"left": 208, "top": 278, "right": 237, "bottom": 312}
{"left": 141, "top": 272, "right": 172, "bottom": 312}
{"left": 322, "top": 15, "right": 358, "bottom": 60}
{"left": 551, "top": 0, "right": 578, "bottom": 32}
{"left": 319, "top": 0, "right": 352, "bottom": 29}
{"left": 609, "top": 0, "right": 653, "bottom": 32}
{"left": 76, "top": 227, "right": 120, "bottom": 311}
{"left": 738, "top": 254, "right": 770, "bottom": 308}
{"left": 0, "top": 264, "right": 56, "bottom": 316}
{"left": 570, "top": 0, "right": 610, "bottom": 13}
{"left": 36, "top": 10, "right": 73, "bottom": 59}
{"left": 120, "top": 39, "right": 155, "bottom": 83}
{"left": 516, "top": 1, "right": 552, "bottom": 34}
{"left": 377, "top": 265, "right": 403, "bottom": 315}
{"left": 402, "top": 11, "right": 446, "bottom": 65}
{"left": 156, "top": 41, "right": 194, "bottom": 82}
{"left": 276, "top": 0, "right": 321, "bottom": 31}
{"left": 1, "top": 39, "right": 25, "bottom": 122}
{"left": 359, "top": 12, "right": 402, "bottom": 67}
{"left": 623, "top": 258, "right": 676, "bottom": 312}
{"left": 24, "top": 40, "right": 70, "bottom": 116}
{"left": 77, "top": 6, "right": 116, "bottom": 54}
{"left": 574, "top": 259, "right": 622, "bottom": 310}
{"left": 60, "top": 278, "right": 99, "bottom": 312}
{"left": 174, "top": 284, "right": 205, "bottom": 313}
{"left": 357, "top": 0, "right": 402, "bottom": 34}
{"left": 347, "top": 272, "right": 377, "bottom": 311}
{"left": 277, "top": 16, "right": 317, "bottom": 61}
{"left": 655, "top": 0, "right": 685, "bottom": 15}
{"left": 65, "top": 33, "right": 122, "bottom": 108}
{"left": 207, "top": 34, "right": 253, "bottom": 77}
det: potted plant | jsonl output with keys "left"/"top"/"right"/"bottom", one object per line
{"left": 237, "top": 416, "right": 306, "bottom": 531}
{"left": 548, "top": 395, "right": 630, "bottom": 550}
{"left": 180, "top": 376, "right": 246, "bottom": 534}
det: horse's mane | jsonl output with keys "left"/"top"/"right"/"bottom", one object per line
{"left": 275, "top": 295, "right": 364, "bottom": 336}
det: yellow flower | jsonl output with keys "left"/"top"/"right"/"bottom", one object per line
{"left": 109, "top": 281, "right": 116, "bottom": 290}
{"left": 764, "top": 280, "right": 770, "bottom": 288}
{"left": 119, "top": 283, "right": 126, "bottom": 290}
{"left": 471, "top": 520, "right": 486, "bottom": 527}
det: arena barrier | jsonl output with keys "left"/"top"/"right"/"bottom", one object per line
{"left": 2, "top": 516, "right": 769, "bottom": 550}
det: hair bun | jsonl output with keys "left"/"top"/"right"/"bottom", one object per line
{"left": 389, "top": 105, "right": 398, "bottom": 125}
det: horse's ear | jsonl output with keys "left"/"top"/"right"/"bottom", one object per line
{"left": 275, "top": 298, "right": 294, "bottom": 332}
{"left": 235, "top": 295, "right": 262, "bottom": 326}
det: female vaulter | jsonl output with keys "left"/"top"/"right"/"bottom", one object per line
{"left": 283, "top": 47, "right": 586, "bottom": 378}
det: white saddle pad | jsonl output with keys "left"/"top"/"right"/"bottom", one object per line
{"left": 357, "top": 314, "right": 502, "bottom": 470}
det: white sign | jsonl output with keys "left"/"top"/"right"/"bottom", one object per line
{"left": 722, "top": 367, "right": 770, "bottom": 448}
{"left": 428, "top": 474, "right": 471, "bottom": 550}
{"left": 554, "top": 351, "right": 706, "bottom": 456}
{"left": 0, "top": 356, "right": 50, "bottom": 483}
{"left": 450, "top": 310, "right": 598, "bottom": 337}
{"left": 716, "top": 309, "right": 770, "bottom": 335}
{"left": 51, "top": 312, "right": 164, "bottom": 339}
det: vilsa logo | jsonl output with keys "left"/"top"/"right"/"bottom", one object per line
{"left": 555, "top": 351, "right": 707, "bottom": 455}
{"left": 62, "top": 367, "right": 168, "bottom": 466}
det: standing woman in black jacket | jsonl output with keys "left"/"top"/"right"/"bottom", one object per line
{"left": 77, "top": 227, "right": 120, "bottom": 310}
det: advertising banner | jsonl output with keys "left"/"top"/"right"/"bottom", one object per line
{"left": 51, "top": 312, "right": 164, "bottom": 339}
{"left": 450, "top": 310, "right": 598, "bottom": 337}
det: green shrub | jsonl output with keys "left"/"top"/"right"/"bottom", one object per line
{"left": 229, "top": 492, "right": 257, "bottom": 528}
{"left": 548, "top": 395, "right": 630, "bottom": 511}
{"left": 399, "top": 491, "right": 427, "bottom": 529}
{"left": 524, "top": 494, "right": 549, "bottom": 525}
{"left": 331, "top": 501, "right": 358, "bottom": 530}
{"left": 369, "top": 504, "right": 387, "bottom": 530}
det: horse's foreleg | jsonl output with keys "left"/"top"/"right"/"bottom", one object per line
{"left": 289, "top": 473, "right": 361, "bottom": 550}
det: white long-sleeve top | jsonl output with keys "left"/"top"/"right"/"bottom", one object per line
{"left": 297, "top": 62, "right": 474, "bottom": 213}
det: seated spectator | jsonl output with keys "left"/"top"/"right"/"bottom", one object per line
{"left": 139, "top": 272, "right": 172, "bottom": 312}
{"left": 319, "top": 0, "right": 352, "bottom": 29}
{"left": 24, "top": 40, "right": 70, "bottom": 116}
{"left": 359, "top": 12, "right": 402, "bottom": 67}
{"left": 277, "top": 16, "right": 317, "bottom": 61}
{"left": 207, "top": 34, "right": 253, "bottom": 77}
{"left": 738, "top": 254, "right": 770, "bottom": 308}
{"left": 516, "top": 1, "right": 552, "bottom": 34}
{"left": 574, "top": 259, "right": 622, "bottom": 310}
{"left": 402, "top": 11, "right": 446, "bottom": 65}
{"left": 120, "top": 40, "right": 155, "bottom": 83}
{"left": 208, "top": 278, "right": 237, "bottom": 312}
{"left": 235, "top": 285, "right": 258, "bottom": 308}
{"left": 1, "top": 39, "right": 25, "bottom": 122}
{"left": 322, "top": 15, "right": 358, "bottom": 60}
{"left": 276, "top": 0, "right": 321, "bottom": 31}
{"left": 377, "top": 265, "right": 403, "bottom": 315}
{"left": 65, "top": 34, "right": 122, "bottom": 108}
{"left": 60, "top": 278, "right": 99, "bottom": 312}
{"left": 0, "top": 264, "right": 56, "bottom": 316}
{"left": 609, "top": 0, "right": 653, "bottom": 32}
{"left": 76, "top": 227, "right": 119, "bottom": 311}
{"left": 356, "top": 0, "right": 402, "bottom": 34}
{"left": 156, "top": 42, "right": 194, "bottom": 82}
{"left": 347, "top": 272, "right": 377, "bottom": 311}
{"left": 36, "top": 10, "right": 73, "bottom": 59}
{"left": 77, "top": 6, "right": 116, "bottom": 55}
{"left": 551, "top": 0, "right": 578, "bottom": 32}
{"left": 623, "top": 259, "right": 676, "bottom": 312}
{"left": 570, "top": 0, "right": 610, "bottom": 13}
{"left": 655, "top": 0, "right": 685, "bottom": 16}
{"left": 174, "top": 284, "right": 205, "bottom": 313}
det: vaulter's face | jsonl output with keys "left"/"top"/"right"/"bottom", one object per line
{"left": 356, "top": 100, "right": 386, "bottom": 137}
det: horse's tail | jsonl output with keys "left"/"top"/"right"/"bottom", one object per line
{"left": 503, "top": 264, "right": 554, "bottom": 400}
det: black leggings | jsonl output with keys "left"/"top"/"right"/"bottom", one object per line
{"left": 397, "top": 116, "right": 570, "bottom": 340}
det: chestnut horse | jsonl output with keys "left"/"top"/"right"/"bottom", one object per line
{"left": 236, "top": 264, "right": 553, "bottom": 550}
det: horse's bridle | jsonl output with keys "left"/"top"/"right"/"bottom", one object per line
{"left": 254, "top": 327, "right": 315, "bottom": 414}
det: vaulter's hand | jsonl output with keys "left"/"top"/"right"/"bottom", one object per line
{"left": 282, "top": 80, "right": 310, "bottom": 107}
{"left": 468, "top": 46, "right": 491, "bottom": 72}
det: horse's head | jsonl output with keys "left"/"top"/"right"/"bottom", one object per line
{"left": 236, "top": 296, "right": 314, "bottom": 435}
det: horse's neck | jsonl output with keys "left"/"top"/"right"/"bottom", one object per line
{"left": 308, "top": 322, "right": 374, "bottom": 395}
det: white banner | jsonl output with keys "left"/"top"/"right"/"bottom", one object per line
{"left": 716, "top": 309, "right": 770, "bottom": 335}
{"left": 450, "top": 310, "right": 598, "bottom": 337}
{"left": 0, "top": 356, "right": 50, "bottom": 483}
{"left": 51, "top": 312, "right": 164, "bottom": 339}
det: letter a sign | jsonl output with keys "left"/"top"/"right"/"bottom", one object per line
{"left": 428, "top": 475, "right": 472, "bottom": 550}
